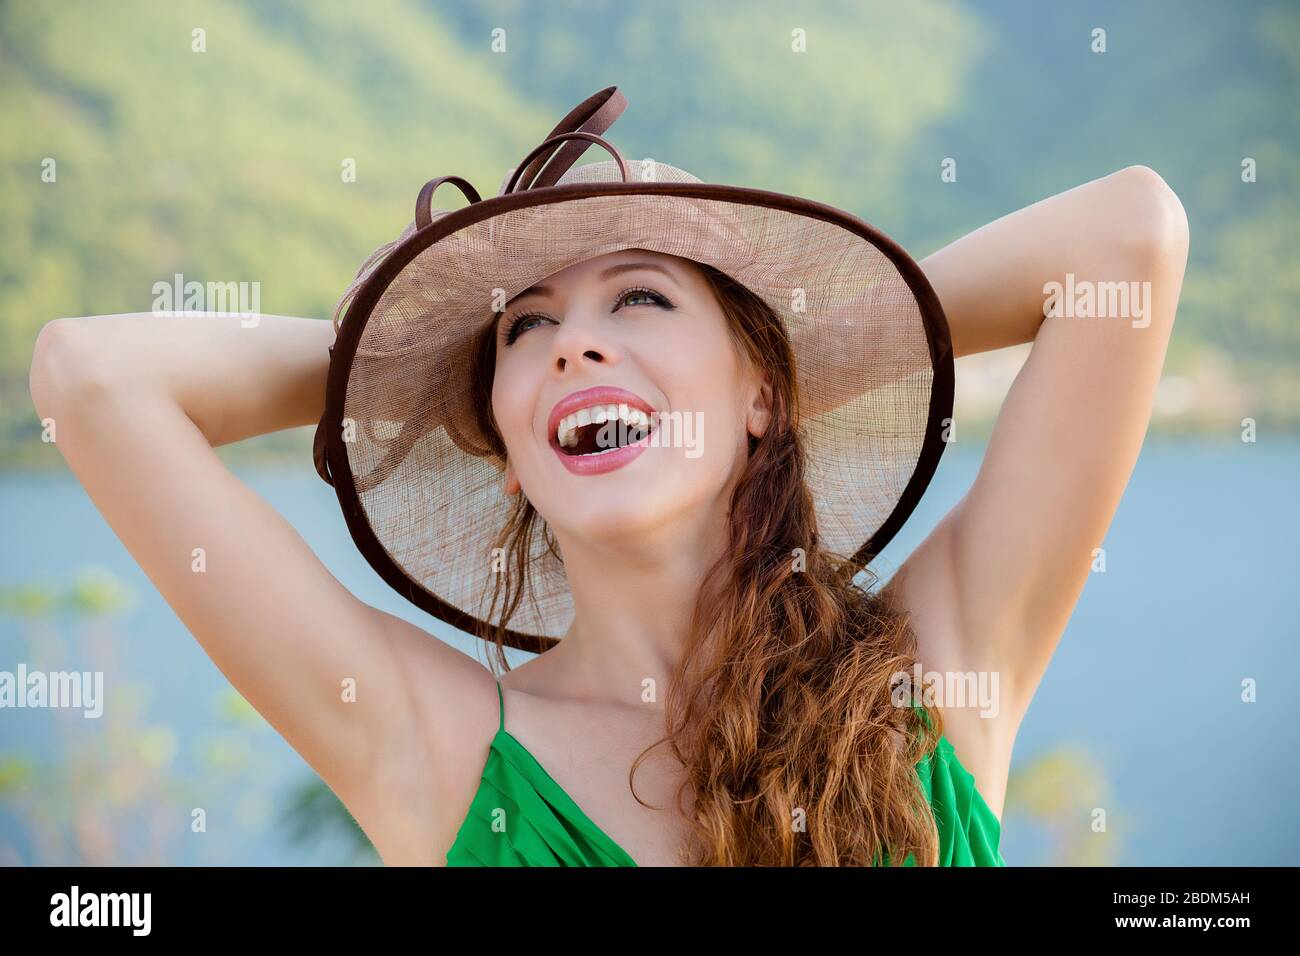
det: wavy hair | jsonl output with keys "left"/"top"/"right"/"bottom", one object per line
{"left": 466, "top": 258, "right": 944, "bottom": 866}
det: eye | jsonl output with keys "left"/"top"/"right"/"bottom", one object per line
{"left": 500, "top": 286, "right": 675, "bottom": 346}
{"left": 614, "top": 286, "right": 674, "bottom": 310}
{"left": 502, "top": 311, "right": 552, "bottom": 345}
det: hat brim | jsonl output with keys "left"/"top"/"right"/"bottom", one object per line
{"left": 321, "top": 180, "right": 954, "bottom": 653}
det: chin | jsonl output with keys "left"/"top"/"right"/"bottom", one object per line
{"left": 549, "top": 498, "right": 670, "bottom": 544}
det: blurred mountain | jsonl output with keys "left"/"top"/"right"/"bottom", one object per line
{"left": 3, "top": 0, "right": 1296, "bottom": 467}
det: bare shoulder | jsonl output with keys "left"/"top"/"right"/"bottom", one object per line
{"left": 340, "top": 613, "right": 503, "bottom": 866}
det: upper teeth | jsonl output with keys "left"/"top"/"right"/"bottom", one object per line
{"left": 557, "top": 403, "right": 653, "bottom": 448}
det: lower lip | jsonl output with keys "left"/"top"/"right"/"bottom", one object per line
{"left": 551, "top": 428, "right": 654, "bottom": 476}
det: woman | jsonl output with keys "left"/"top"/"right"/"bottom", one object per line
{"left": 27, "top": 88, "right": 1188, "bottom": 866}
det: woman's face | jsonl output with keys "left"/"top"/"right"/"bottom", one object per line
{"left": 492, "top": 248, "right": 771, "bottom": 546}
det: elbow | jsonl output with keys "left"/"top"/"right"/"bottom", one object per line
{"left": 1106, "top": 164, "right": 1190, "bottom": 269}
{"left": 29, "top": 317, "right": 117, "bottom": 420}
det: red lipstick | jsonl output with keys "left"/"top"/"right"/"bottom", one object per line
{"left": 547, "top": 385, "right": 658, "bottom": 477}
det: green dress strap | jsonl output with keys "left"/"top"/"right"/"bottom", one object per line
{"left": 445, "top": 681, "right": 637, "bottom": 866}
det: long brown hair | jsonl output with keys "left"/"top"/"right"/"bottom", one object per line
{"left": 467, "top": 258, "right": 944, "bottom": 866}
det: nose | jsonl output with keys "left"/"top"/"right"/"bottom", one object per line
{"left": 548, "top": 305, "right": 620, "bottom": 375}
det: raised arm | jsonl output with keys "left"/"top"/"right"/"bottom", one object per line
{"left": 887, "top": 166, "right": 1190, "bottom": 812}
{"left": 27, "top": 311, "right": 489, "bottom": 862}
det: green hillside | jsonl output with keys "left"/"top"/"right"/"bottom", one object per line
{"left": 3, "top": 0, "right": 1297, "bottom": 467}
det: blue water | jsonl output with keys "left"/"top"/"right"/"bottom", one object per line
{"left": 2, "top": 436, "right": 1297, "bottom": 865}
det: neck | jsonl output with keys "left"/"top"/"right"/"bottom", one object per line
{"left": 545, "top": 498, "right": 732, "bottom": 710}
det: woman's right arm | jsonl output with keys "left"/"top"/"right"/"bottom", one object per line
{"left": 27, "top": 311, "right": 491, "bottom": 861}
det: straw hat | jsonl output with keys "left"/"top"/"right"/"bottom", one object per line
{"left": 312, "top": 86, "right": 954, "bottom": 654}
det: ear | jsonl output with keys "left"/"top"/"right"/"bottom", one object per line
{"left": 503, "top": 457, "right": 521, "bottom": 496}
{"left": 747, "top": 371, "right": 774, "bottom": 439}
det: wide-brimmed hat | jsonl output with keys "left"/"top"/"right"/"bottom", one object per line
{"left": 313, "top": 86, "right": 954, "bottom": 654}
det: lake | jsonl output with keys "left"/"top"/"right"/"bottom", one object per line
{"left": 2, "top": 436, "right": 1296, "bottom": 864}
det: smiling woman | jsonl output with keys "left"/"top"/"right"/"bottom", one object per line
{"left": 443, "top": 244, "right": 999, "bottom": 866}
{"left": 485, "top": 250, "right": 757, "bottom": 501}
{"left": 498, "top": 259, "right": 698, "bottom": 470}
{"left": 304, "top": 82, "right": 975, "bottom": 863}
{"left": 30, "top": 85, "right": 1186, "bottom": 868}
{"left": 309, "top": 88, "right": 1184, "bottom": 867}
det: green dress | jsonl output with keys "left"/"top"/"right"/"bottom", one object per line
{"left": 445, "top": 681, "right": 1005, "bottom": 866}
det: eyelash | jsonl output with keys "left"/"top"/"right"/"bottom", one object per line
{"left": 502, "top": 286, "right": 675, "bottom": 345}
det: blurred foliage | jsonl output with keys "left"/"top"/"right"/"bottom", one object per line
{"left": 279, "top": 777, "right": 379, "bottom": 866}
{"left": 0, "top": 567, "right": 349, "bottom": 865}
{"left": 2, "top": 0, "right": 1298, "bottom": 466}
{"left": 1003, "top": 743, "right": 1125, "bottom": 866}
{"left": 214, "top": 684, "right": 270, "bottom": 729}
{"left": 0, "top": 567, "right": 134, "bottom": 617}
{"left": 0, "top": 755, "right": 34, "bottom": 795}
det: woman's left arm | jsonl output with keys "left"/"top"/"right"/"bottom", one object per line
{"left": 887, "top": 166, "right": 1189, "bottom": 803}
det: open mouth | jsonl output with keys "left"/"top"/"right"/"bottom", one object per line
{"left": 555, "top": 403, "right": 656, "bottom": 457}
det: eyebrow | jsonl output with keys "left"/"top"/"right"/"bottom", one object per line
{"left": 505, "top": 261, "right": 680, "bottom": 308}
